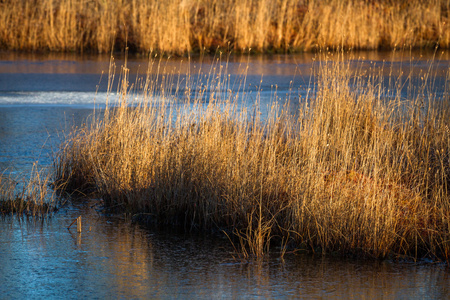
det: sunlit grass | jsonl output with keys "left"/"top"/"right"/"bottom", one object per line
{"left": 54, "top": 52, "right": 450, "bottom": 262}
{"left": 0, "top": 0, "right": 449, "bottom": 54}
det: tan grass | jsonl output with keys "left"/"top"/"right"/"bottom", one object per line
{"left": 0, "top": 0, "right": 449, "bottom": 54}
{"left": 54, "top": 52, "right": 450, "bottom": 261}
{"left": 0, "top": 165, "right": 58, "bottom": 216}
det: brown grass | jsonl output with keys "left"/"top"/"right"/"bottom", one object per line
{"left": 0, "top": 165, "right": 58, "bottom": 216}
{"left": 0, "top": 0, "right": 449, "bottom": 54}
{"left": 53, "top": 52, "right": 450, "bottom": 262}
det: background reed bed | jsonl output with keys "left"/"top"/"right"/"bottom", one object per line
{"left": 1, "top": 0, "right": 449, "bottom": 54}
{"left": 54, "top": 53, "right": 450, "bottom": 262}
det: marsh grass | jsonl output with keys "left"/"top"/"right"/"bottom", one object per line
{"left": 54, "top": 52, "right": 450, "bottom": 262}
{"left": 0, "top": 0, "right": 449, "bottom": 54}
{"left": 0, "top": 165, "right": 59, "bottom": 216}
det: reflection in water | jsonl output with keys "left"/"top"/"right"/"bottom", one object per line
{"left": 1, "top": 201, "right": 449, "bottom": 299}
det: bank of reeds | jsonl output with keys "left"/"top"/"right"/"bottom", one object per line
{"left": 1, "top": 0, "right": 449, "bottom": 54}
{"left": 54, "top": 54, "right": 450, "bottom": 262}
{"left": 0, "top": 166, "right": 58, "bottom": 216}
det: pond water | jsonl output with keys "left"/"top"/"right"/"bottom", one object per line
{"left": 1, "top": 202, "right": 449, "bottom": 299}
{"left": 0, "top": 50, "right": 449, "bottom": 298}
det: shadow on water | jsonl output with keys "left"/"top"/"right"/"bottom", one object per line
{"left": 0, "top": 50, "right": 449, "bottom": 298}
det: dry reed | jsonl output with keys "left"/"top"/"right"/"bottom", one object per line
{"left": 0, "top": 165, "right": 59, "bottom": 216}
{"left": 0, "top": 0, "right": 449, "bottom": 54}
{"left": 54, "top": 52, "right": 450, "bottom": 262}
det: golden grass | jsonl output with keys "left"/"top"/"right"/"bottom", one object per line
{"left": 0, "top": 0, "right": 449, "bottom": 54}
{"left": 53, "top": 52, "right": 450, "bottom": 262}
{"left": 0, "top": 165, "right": 58, "bottom": 216}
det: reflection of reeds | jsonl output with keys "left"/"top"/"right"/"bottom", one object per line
{"left": 54, "top": 53, "right": 450, "bottom": 262}
{"left": 0, "top": 165, "right": 58, "bottom": 216}
{"left": 0, "top": 0, "right": 449, "bottom": 54}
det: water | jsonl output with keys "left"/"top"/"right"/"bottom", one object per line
{"left": 1, "top": 202, "right": 449, "bottom": 299}
{"left": 0, "top": 51, "right": 449, "bottom": 299}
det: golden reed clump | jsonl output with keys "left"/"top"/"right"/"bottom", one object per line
{"left": 0, "top": 0, "right": 449, "bottom": 54}
{"left": 54, "top": 53, "right": 450, "bottom": 261}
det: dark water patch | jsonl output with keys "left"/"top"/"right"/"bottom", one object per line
{"left": 1, "top": 203, "right": 449, "bottom": 299}
{"left": 0, "top": 73, "right": 109, "bottom": 93}
{"left": 0, "top": 106, "right": 94, "bottom": 176}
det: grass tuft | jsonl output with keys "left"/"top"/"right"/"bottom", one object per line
{"left": 1, "top": 165, "right": 59, "bottom": 216}
{"left": 54, "top": 52, "right": 450, "bottom": 262}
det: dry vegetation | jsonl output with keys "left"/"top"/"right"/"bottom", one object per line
{"left": 0, "top": 0, "right": 449, "bottom": 54}
{"left": 0, "top": 166, "right": 58, "bottom": 216}
{"left": 53, "top": 53, "right": 450, "bottom": 262}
